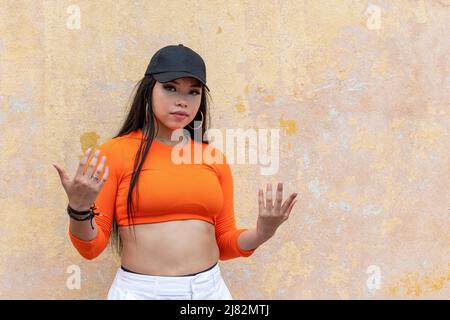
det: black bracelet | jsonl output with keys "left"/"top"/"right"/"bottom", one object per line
{"left": 67, "top": 204, "right": 92, "bottom": 216}
{"left": 68, "top": 214, "right": 92, "bottom": 221}
{"left": 67, "top": 203, "right": 102, "bottom": 230}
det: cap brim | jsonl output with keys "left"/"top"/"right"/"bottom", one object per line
{"left": 153, "top": 72, "right": 210, "bottom": 92}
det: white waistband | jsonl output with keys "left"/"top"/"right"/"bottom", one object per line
{"left": 112, "top": 262, "right": 222, "bottom": 294}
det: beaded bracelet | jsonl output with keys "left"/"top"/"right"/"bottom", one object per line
{"left": 67, "top": 203, "right": 102, "bottom": 230}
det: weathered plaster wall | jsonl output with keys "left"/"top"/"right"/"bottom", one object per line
{"left": 0, "top": 0, "right": 448, "bottom": 299}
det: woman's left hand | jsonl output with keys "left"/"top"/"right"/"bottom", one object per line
{"left": 256, "top": 182, "right": 298, "bottom": 239}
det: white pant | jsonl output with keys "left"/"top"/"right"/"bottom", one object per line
{"left": 107, "top": 262, "right": 233, "bottom": 300}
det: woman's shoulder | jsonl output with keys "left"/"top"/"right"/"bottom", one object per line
{"left": 97, "top": 129, "right": 142, "bottom": 150}
{"left": 95, "top": 134, "right": 133, "bottom": 169}
{"left": 97, "top": 135, "right": 126, "bottom": 153}
{"left": 97, "top": 134, "right": 143, "bottom": 176}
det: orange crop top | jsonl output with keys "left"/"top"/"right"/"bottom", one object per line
{"left": 68, "top": 128, "right": 257, "bottom": 261}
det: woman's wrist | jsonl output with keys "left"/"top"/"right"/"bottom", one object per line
{"left": 68, "top": 202, "right": 92, "bottom": 212}
{"left": 67, "top": 203, "right": 101, "bottom": 230}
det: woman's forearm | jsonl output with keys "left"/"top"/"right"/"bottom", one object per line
{"left": 237, "top": 228, "right": 271, "bottom": 251}
{"left": 69, "top": 215, "right": 98, "bottom": 241}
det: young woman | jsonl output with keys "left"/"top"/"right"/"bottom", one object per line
{"left": 53, "top": 44, "right": 298, "bottom": 300}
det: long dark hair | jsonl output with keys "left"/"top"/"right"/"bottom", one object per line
{"left": 109, "top": 75, "right": 212, "bottom": 256}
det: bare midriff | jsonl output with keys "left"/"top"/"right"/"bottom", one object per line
{"left": 119, "top": 219, "right": 220, "bottom": 276}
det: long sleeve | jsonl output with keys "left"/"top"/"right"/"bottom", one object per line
{"left": 213, "top": 149, "right": 257, "bottom": 260}
{"left": 68, "top": 139, "right": 122, "bottom": 260}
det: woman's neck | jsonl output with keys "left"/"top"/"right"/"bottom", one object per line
{"left": 154, "top": 130, "right": 191, "bottom": 146}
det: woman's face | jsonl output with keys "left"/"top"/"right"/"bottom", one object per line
{"left": 151, "top": 76, "right": 203, "bottom": 138}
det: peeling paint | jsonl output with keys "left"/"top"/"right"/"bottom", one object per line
{"left": 279, "top": 117, "right": 297, "bottom": 135}
{"left": 80, "top": 131, "right": 101, "bottom": 156}
{"left": 387, "top": 267, "right": 450, "bottom": 297}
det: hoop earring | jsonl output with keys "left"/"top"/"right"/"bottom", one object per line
{"left": 188, "top": 110, "right": 204, "bottom": 130}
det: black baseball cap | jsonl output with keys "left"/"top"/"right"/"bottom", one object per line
{"left": 145, "top": 44, "right": 210, "bottom": 91}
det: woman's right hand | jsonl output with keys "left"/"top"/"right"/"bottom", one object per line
{"left": 53, "top": 148, "right": 109, "bottom": 211}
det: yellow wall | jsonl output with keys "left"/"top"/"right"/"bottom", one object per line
{"left": 0, "top": 0, "right": 448, "bottom": 299}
